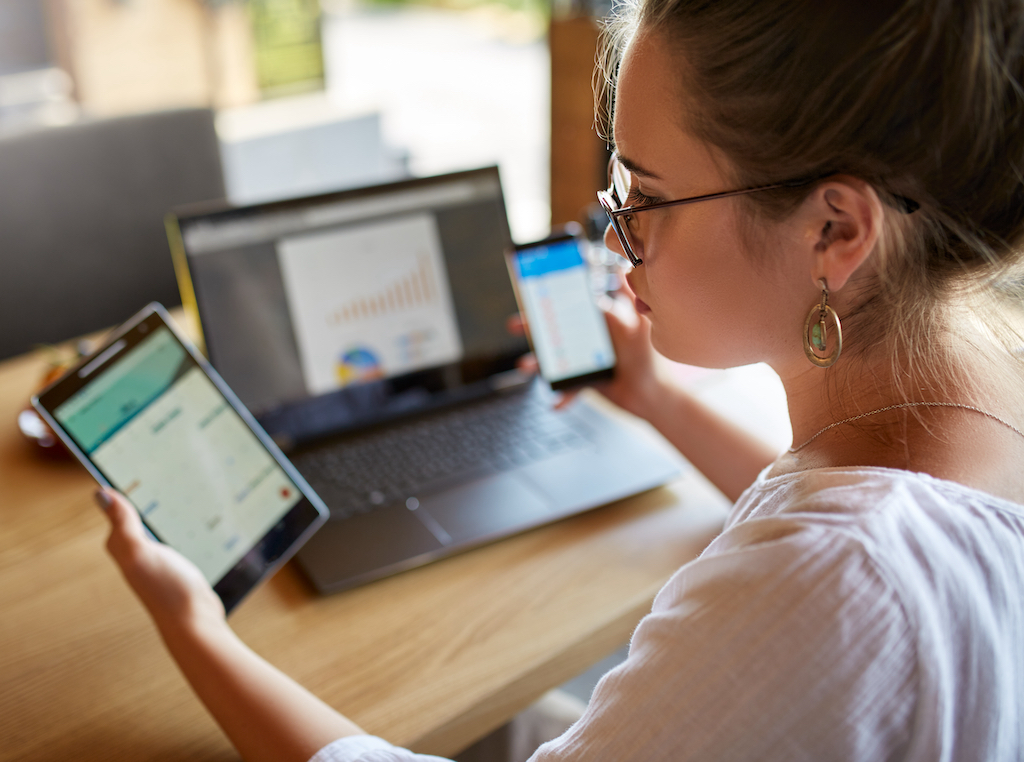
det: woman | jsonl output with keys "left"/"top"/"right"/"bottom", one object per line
{"left": 99, "top": 0, "right": 1024, "bottom": 759}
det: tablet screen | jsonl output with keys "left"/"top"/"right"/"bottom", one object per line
{"left": 52, "top": 323, "right": 306, "bottom": 585}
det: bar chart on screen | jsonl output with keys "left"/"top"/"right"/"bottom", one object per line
{"left": 277, "top": 213, "right": 464, "bottom": 395}
{"left": 326, "top": 252, "right": 439, "bottom": 326}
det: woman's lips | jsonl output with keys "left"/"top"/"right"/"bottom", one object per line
{"left": 634, "top": 296, "right": 651, "bottom": 314}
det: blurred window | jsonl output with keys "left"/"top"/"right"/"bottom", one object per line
{"left": 323, "top": 0, "right": 550, "bottom": 240}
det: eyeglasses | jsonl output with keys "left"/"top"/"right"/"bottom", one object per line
{"left": 597, "top": 154, "right": 816, "bottom": 267}
{"left": 597, "top": 154, "right": 920, "bottom": 268}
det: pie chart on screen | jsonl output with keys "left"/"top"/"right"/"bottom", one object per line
{"left": 335, "top": 347, "right": 384, "bottom": 387}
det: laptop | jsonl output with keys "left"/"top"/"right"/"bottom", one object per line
{"left": 169, "top": 167, "right": 682, "bottom": 593}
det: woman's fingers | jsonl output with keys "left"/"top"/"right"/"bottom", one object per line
{"left": 516, "top": 354, "right": 539, "bottom": 375}
{"left": 506, "top": 313, "right": 529, "bottom": 339}
{"left": 98, "top": 488, "right": 149, "bottom": 566}
{"left": 553, "top": 390, "right": 577, "bottom": 409}
{"left": 508, "top": 311, "right": 540, "bottom": 378}
{"left": 95, "top": 487, "right": 226, "bottom": 625}
{"left": 98, "top": 488, "right": 139, "bottom": 533}
{"left": 509, "top": 276, "right": 652, "bottom": 412}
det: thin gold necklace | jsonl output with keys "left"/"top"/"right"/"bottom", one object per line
{"left": 789, "top": 401, "right": 1024, "bottom": 453}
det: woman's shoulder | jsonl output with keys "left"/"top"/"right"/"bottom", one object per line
{"left": 604, "top": 472, "right": 924, "bottom": 762}
{"left": 657, "top": 465, "right": 1024, "bottom": 712}
{"left": 658, "top": 469, "right": 916, "bottom": 618}
{"left": 645, "top": 465, "right": 1024, "bottom": 667}
{"left": 648, "top": 470, "right": 922, "bottom": 659}
{"left": 702, "top": 466, "right": 1024, "bottom": 610}
{"left": 727, "top": 465, "right": 1024, "bottom": 535}
{"left": 625, "top": 465, "right": 1024, "bottom": 761}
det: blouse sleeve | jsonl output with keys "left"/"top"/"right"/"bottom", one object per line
{"left": 530, "top": 517, "right": 918, "bottom": 761}
{"left": 309, "top": 735, "right": 451, "bottom": 762}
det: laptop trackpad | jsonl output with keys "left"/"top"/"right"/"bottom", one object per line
{"left": 297, "top": 503, "right": 444, "bottom": 592}
{"left": 418, "top": 473, "right": 553, "bottom": 545}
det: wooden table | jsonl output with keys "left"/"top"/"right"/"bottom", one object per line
{"left": 0, "top": 338, "right": 728, "bottom": 761}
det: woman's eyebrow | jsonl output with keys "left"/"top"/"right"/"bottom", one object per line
{"left": 616, "top": 154, "right": 662, "bottom": 180}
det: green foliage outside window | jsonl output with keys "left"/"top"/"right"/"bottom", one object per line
{"left": 249, "top": 0, "right": 325, "bottom": 95}
{"left": 357, "top": 0, "right": 549, "bottom": 28}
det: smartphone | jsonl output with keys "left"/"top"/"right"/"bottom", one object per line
{"left": 507, "top": 231, "right": 616, "bottom": 391}
{"left": 33, "top": 303, "right": 328, "bottom": 613}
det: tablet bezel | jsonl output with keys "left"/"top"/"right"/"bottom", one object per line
{"left": 32, "top": 303, "right": 329, "bottom": 613}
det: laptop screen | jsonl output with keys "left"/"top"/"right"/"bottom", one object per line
{"left": 173, "top": 167, "right": 529, "bottom": 448}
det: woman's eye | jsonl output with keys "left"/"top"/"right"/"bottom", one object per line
{"left": 628, "top": 186, "right": 661, "bottom": 207}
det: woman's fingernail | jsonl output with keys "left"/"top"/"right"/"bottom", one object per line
{"left": 94, "top": 489, "right": 113, "bottom": 511}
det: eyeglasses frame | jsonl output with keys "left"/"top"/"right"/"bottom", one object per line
{"left": 598, "top": 154, "right": 919, "bottom": 268}
{"left": 598, "top": 158, "right": 817, "bottom": 267}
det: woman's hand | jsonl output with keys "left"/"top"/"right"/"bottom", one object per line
{"left": 97, "top": 488, "right": 225, "bottom": 632}
{"left": 97, "top": 489, "right": 364, "bottom": 762}
{"left": 508, "top": 277, "right": 667, "bottom": 422}
{"left": 586, "top": 291, "right": 664, "bottom": 419}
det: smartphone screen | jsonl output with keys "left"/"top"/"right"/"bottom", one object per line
{"left": 509, "top": 234, "right": 616, "bottom": 390}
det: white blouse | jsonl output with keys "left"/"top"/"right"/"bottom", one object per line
{"left": 312, "top": 467, "right": 1024, "bottom": 762}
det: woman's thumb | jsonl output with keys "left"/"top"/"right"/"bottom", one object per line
{"left": 96, "top": 489, "right": 147, "bottom": 558}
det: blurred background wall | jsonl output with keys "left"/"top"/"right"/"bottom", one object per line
{"left": 0, "top": 0, "right": 611, "bottom": 354}
{"left": 0, "top": 0, "right": 51, "bottom": 74}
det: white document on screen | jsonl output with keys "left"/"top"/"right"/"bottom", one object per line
{"left": 277, "top": 213, "right": 464, "bottom": 396}
{"left": 91, "top": 367, "right": 299, "bottom": 583}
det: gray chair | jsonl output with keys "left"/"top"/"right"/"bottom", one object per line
{"left": 0, "top": 108, "right": 226, "bottom": 360}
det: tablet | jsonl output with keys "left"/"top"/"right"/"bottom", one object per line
{"left": 33, "top": 303, "right": 328, "bottom": 613}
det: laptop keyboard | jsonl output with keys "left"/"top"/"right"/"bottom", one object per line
{"left": 291, "top": 389, "right": 595, "bottom": 521}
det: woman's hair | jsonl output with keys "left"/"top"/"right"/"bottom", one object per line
{"left": 598, "top": 0, "right": 1024, "bottom": 409}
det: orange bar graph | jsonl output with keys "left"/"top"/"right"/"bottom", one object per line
{"left": 327, "top": 254, "right": 439, "bottom": 327}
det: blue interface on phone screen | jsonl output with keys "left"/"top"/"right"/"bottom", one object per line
{"left": 515, "top": 239, "right": 614, "bottom": 383}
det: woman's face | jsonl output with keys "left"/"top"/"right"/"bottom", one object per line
{"left": 606, "top": 31, "right": 809, "bottom": 370}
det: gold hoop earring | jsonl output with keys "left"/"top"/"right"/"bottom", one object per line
{"left": 803, "top": 278, "right": 843, "bottom": 368}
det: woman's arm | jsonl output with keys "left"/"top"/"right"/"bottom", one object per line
{"left": 593, "top": 297, "right": 778, "bottom": 502}
{"left": 100, "top": 489, "right": 363, "bottom": 762}
{"left": 632, "top": 379, "right": 779, "bottom": 502}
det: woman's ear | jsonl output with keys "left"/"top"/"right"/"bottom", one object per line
{"left": 805, "top": 176, "right": 883, "bottom": 292}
